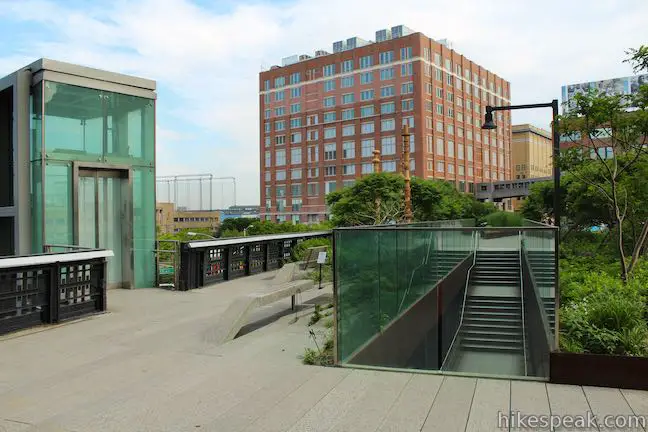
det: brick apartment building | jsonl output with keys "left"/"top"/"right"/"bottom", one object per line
{"left": 259, "top": 25, "right": 512, "bottom": 223}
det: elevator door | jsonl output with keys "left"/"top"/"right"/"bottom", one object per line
{"left": 78, "top": 169, "right": 129, "bottom": 289}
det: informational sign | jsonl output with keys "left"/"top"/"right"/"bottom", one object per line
{"left": 159, "top": 266, "right": 175, "bottom": 275}
{"left": 317, "top": 251, "right": 327, "bottom": 264}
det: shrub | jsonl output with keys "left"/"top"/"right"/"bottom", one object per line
{"left": 560, "top": 289, "right": 648, "bottom": 356}
{"left": 291, "top": 238, "right": 332, "bottom": 262}
{"left": 485, "top": 211, "right": 523, "bottom": 227}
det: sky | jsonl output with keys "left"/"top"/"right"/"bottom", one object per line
{"left": 1, "top": 0, "right": 647, "bottom": 206}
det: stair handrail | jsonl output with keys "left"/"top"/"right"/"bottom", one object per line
{"left": 441, "top": 230, "right": 479, "bottom": 370}
{"left": 396, "top": 232, "right": 435, "bottom": 315}
{"left": 519, "top": 230, "right": 528, "bottom": 377}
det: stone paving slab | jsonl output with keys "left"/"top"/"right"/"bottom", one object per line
{"left": 0, "top": 272, "right": 647, "bottom": 431}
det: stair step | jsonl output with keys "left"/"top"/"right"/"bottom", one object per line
{"left": 465, "top": 311, "right": 522, "bottom": 320}
{"left": 469, "top": 279, "right": 520, "bottom": 286}
{"left": 466, "top": 304, "right": 521, "bottom": 312}
{"left": 461, "top": 329, "right": 521, "bottom": 338}
{"left": 461, "top": 341, "right": 524, "bottom": 353}
{"left": 464, "top": 322, "right": 521, "bottom": 331}
{"left": 464, "top": 317, "right": 521, "bottom": 327}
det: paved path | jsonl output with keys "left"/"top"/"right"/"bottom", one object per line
{"left": 1, "top": 272, "right": 647, "bottom": 431}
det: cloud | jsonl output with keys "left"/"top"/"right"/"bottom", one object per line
{"left": 1, "top": 0, "right": 647, "bottom": 205}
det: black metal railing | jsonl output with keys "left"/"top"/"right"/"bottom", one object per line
{"left": 178, "top": 231, "right": 331, "bottom": 290}
{"left": 0, "top": 250, "right": 111, "bottom": 336}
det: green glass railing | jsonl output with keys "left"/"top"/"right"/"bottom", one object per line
{"left": 335, "top": 224, "right": 473, "bottom": 363}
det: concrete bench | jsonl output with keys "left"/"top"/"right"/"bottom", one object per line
{"left": 206, "top": 279, "right": 314, "bottom": 345}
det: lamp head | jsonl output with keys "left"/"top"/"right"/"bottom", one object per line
{"left": 482, "top": 111, "right": 497, "bottom": 130}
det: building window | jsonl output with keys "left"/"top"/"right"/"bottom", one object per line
{"left": 276, "top": 170, "right": 286, "bottom": 181}
{"left": 306, "top": 114, "right": 318, "bottom": 126}
{"left": 426, "top": 117, "right": 432, "bottom": 129}
{"left": 342, "top": 108, "right": 354, "bottom": 120}
{"left": 323, "top": 111, "right": 336, "bottom": 123}
{"left": 379, "top": 50, "right": 394, "bottom": 64}
{"left": 265, "top": 171, "right": 271, "bottom": 181}
{"left": 290, "top": 72, "right": 300, "bottom": 84}
{"left": 380, "top": 67, "right": 394, "bottom": 81}
{"left": 276, "top": 149, "right": 286, "bottom": 166}
{"left": 291, "top": 169, "right": 302, "bottom": 180}
{"left": 401, "top": 82, "right": 414, "bottom": 94}
{"left": 402, "top": 116, "right": 414, "bottom": 128}
{"left": 468, "top": 166, "right": 474, "bottom": 176}
{"left": 447, "top": 124, "right": 454, "bottom": 135}
{"left": 446, "top": 73, "right": 453, "bottom": 86}
{"left": 381, "top": 85, "right": 395, "bottom": 98}
{"left": 437, "top": 161, "right": 444, "bottom": 172}
{"left": 435, "top": 69, "right": 442, "bottom": 81}
{"left": 324, "top": 127, "right": 336, "bottom": 139}
{"left": 382, "top": 160, "right": 397, "bottom": 172}
{"left": 291, "top": 87, "right": 302, "bottom": 98}
{"left": 484, "top": 150, "right": 490, "bottom": 166}
{"left": 264, "top": 109, "right": 271, "bottom": 119}
{"left": 274, "top": 76, "right": 285, "bottom": 88}
{"left": 400, "top": 46, "right": 412, "bottom": 60}
{"left": 360, "top": 55, "right": 373, "bottom": 69}
{"left": 457, "top": 127, "right": 464, "bottom": 137}
{"left": 447, "top": 107, "right": 454, "bottom": 118}
{"left": 341, "top": 76, "right": 354, "bottom": 88}
{"left": 308, "top": 183, "right": 319, "bottom": 196}
{"left": 381, "top": 102, "right": 395, "bottom": 114}
{"left": 264, "top": 79, "right": 271, "bottom": 91}
{"left": 448, "top": 163, "right": 455, "bottom": 174}
{"left": 307, "top": 129, "right": 318, "bottom": 141}
{"left": 308, "top": 145, "right": 319, "bottom": 162}
{"left": 275, "top": 135, "right": 286, "bottom": 145}
{"left": 325, "top": 180, "right": 336, "bottom": 194}
{"left": 291, "top": 184, "right": 302, "bottom": 196}
{"left": 467, "top": 145, "right": 473, "bottom": 161}
{"left": 361, "top": 139, "right": 375, "bottom": 157}
{"left": 264, "top": 136, "right": 270, "bottom": 147}
{"left": 290, "top": 118, "right": 301, "bottom": 128}
{"left": 402, "top": 99, "right": 414, "bottom": 111}
{"left": 291, "top": 132, "right": 302, "bottom": 144}
{"left": 342, "top": 124, "right": 355, "bottom": 136}
{"left": 342, "top": 179, "right": 355, "bottom": 188}
{"left": 361, "top": 163, "right": 373, "bottom": 174}
{"left": 323, "top": 96, "right": 336, "bottom": 108}
{"left": 291, "top": 148, "right": 302, "bottom": 164}
{"left": 361, "top": 122, "right": 375, "bottom": 134}
{"left": 436, "top": 104, "right": 444, "bottom": 115}
{"left": 382, "top": 118, "right": 395, "bottom": 131}
{"left": 426, "top": 135, "right": 433, "bottom": 153}
{"left": 360, "top": 89, "right": 374, "bottom": 101}
{"left": 342, "top": 93, "right": 354, "bottom": 104}
{"left": 324, "top": 143, "right": 336, "bottom": 160}
{"left": 264, "top": 122, "right": 271, "bottom": 133}
{"left": 382, "top": 136, "right": 396, "bottom": 155}
{"left": 265, "top": 151, "right": 272, "bottom": 167}
{"left": 325, "top": 166, "right": 336, "bottom": 177}
{"left": 343, "top": 141, "right": 355, "bottom": 158}
{"left": 447, "top": 140, "right": 455, "bottom": 157}
{"left": 425, "top": 101, "right": 432, "bottom": 112}
{"left": 400, "top": 62, "right": 413, "bottom": 77}
{"left": 308, "top": 167, "right": 319, "bottom": 178}
{"left": 323, "top": 64, "right": 335, "bottom": 76}
{"left": 342, "top": 59, "right": 353, "bottom": 73}
{"left": 290, "top": 103, "right": 301, "bottom": 114}
{"left": 324, "top": 79, "right": 336, "bottom": 92}
{"left": 459, "top": 165, "right": 465, "bottom": 176}
{"left": 292, "top": 199, "right": 302, "bottom": 213}
{"left": 275, "top": 91, "right": 285, "bottom": 102}
{"left": 274, "top": 106, "right": 285, "bottom": 117}
{"left": 360, "top": 72, "right": 373, "bottom": 84}
{"left": 360, "top": 105, "right": 375, "bottom": 117}
{"left": 343, "top": 164, "right": 355, "bottom": 175}
{"left": 436, "top": 138, "right": 444, "bottom": 156}
{"left": 458, "top": 144, "right": 464, "bottom": 160}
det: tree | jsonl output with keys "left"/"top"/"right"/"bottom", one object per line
{"left": 219, "top": 217, "right": 258, "bottom": 233}
{"left": 558, "top": 47, "right": 648, "bottom": 280}
{"left": 327, "top": 173, "right": 495, "bottom": 227}
{"left": 327, "top": 173, "right": 405, "bottom": 226}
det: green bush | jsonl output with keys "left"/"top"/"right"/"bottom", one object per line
{"left": 560, "top": 289, "right": 648, "bottom": 356}
{"left": 485, "top": 211, "right": 523, "bottom": 227}
{"left": 291, "top": 238, "right": 331, "bottom": 262}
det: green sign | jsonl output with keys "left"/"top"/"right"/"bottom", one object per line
{"left": 159, "top": 266, "right": 175, "bottom": 275}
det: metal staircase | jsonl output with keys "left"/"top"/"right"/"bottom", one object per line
{"left": 527, "top": 250, "right": 556, "bottom": 331}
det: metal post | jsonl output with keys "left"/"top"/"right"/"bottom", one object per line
{"left": 551, "top": 99, "right": 561, "bottom": 349}
{"left": 372, "top": 149, "right": 382, "bottom": 224}
{"left": 402, "top": 125, "right": 413, "bottom": 224}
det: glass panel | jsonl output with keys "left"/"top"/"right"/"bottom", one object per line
{"left": 30, "top": 161, "right": 43, "bottom": 253}
{"left": 133, "top": 167, "right": 156, "bottom": 288}
{"left": 78, "top": 175, "right": 96, "bottom": 248}
{"left": 98, "top": 176, "right": 125, "bottom": 287}
{"left": 43, "top": 81, "right": 155, "bottom": 166}
{"left": 43, "top": 162, "right": 73, "bottom": 246}
{"left": 31, "top": 82, "right": 43, "bottom": 161}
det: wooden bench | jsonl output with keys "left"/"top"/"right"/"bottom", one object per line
{"left": 205, "top": 279, "right": 314, "bottom": 345}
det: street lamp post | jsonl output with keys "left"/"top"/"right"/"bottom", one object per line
{"left": 482, "top": 99, "right": 561, "bottom": 347}
{"left": 401, "top": 124, "right": 413, "bottom": 224}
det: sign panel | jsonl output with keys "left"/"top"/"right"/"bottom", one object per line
{"left": 317, "top": 251, "right": 327, "bottom": 264}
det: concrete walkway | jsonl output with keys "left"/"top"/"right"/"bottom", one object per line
{"left": 1, "top": 272, "right": 648, "bottom": 431}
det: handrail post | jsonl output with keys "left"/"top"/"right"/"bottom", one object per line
{"left": 519, "top": 230, "right": 528, "bottom": 377}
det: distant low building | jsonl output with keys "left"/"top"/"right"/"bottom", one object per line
{"left": 219, "top": 205, "right": 260, "bottom": 221}
{"left": 156, "top": 202, "right": 220, "bottom": 234}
